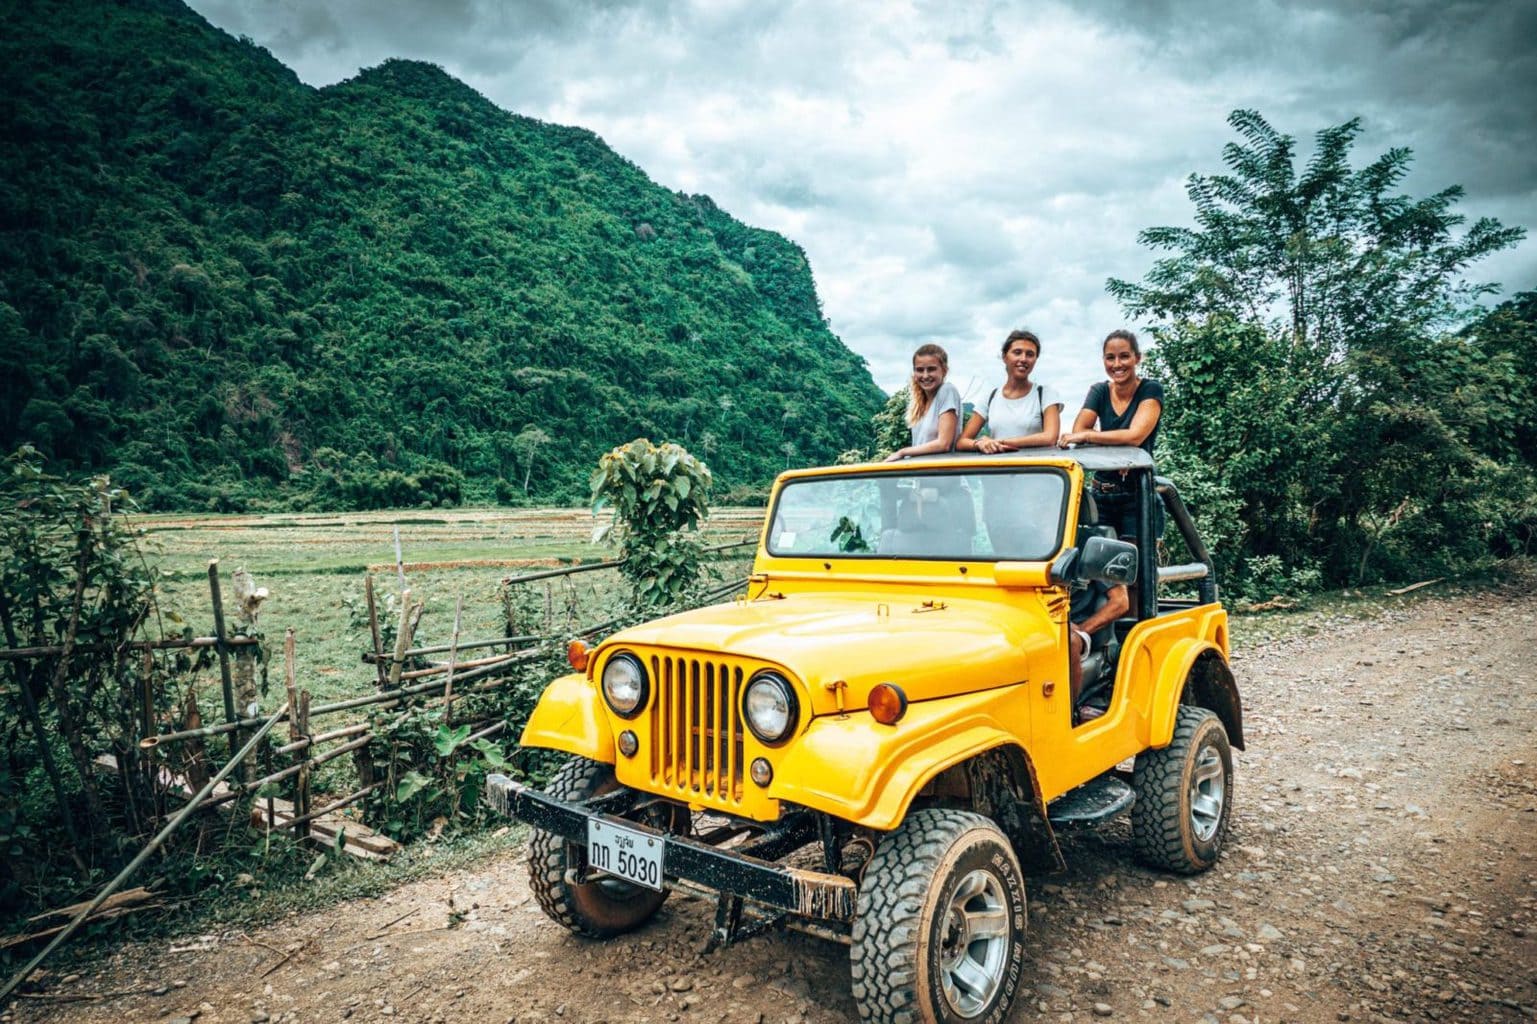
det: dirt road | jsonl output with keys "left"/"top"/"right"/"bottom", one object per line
{"left": 8, "top": 584, "right": 1535, "bottom": 1024}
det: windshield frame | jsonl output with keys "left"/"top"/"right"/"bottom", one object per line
{"left": 762, "top": 465, "right": 1071, "bottom": 563}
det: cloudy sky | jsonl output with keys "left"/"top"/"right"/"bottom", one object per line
{"left": 187, "top": 0, "right": 1537, "bottom": 408}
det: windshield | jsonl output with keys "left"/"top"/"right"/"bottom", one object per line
{"left": 766, "top": 468, "right": 1067, "bottom": 561}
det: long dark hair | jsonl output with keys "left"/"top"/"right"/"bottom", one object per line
{"left": 1102, "top": 329, "right": 1140, "bottom": 356}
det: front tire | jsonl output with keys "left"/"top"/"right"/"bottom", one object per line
{"left": 527, "top": 756, "right": 673, "bottom": 938}
{"left": 851, "top": 809, "right": 1027, "bottom": 1024}
{"left": 1131, "top": 705, "right": 1233, "bottom": 873}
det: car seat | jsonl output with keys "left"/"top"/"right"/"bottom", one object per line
{"left": 1073, "top": 491, "right": 1123, "bottom": 707}
{"left": 877, "top": 483, "right": 974, "bottom": 557}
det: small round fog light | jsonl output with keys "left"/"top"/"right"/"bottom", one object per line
{"left": 749, "top": 757, "right": 773, "bottom": 787}
{"left": 617, "top": 730, "right": 639, "bottom": 757}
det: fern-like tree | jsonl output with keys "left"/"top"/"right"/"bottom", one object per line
{"left": 1109, "top": 109, "right": 1526, "bottom": 588}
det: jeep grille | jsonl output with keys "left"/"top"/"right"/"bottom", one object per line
{"left": 646, "top": 654, "right": 747, "bottom": 807}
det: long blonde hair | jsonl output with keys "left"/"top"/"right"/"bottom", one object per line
{"left": 905, "top": 344, "right": 950, "bottom": 425}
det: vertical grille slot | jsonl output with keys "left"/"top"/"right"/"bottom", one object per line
{"left": 644, "top": 653, "right": 747, "bottom": 807}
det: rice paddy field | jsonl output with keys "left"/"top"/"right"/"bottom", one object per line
{"left": 134, "top": 506, "right": 765, "bottom": 707}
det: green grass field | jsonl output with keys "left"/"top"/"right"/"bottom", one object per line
{"left": 135, "top": 506, "right": 765, "bottom": 710}
{"left": 129, "top": 502, "right": 1492, "bottom": 724}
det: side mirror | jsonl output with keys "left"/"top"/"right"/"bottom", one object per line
{"left": 1048, "top": 547, "right": 1079, "bottom": 586}
{"left": 1078, "top": 535, "right": 1138, "bottom": 585}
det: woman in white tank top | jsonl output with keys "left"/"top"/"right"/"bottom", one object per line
{"left": 957, "top": 329, "right": 1063, "bottom": 453}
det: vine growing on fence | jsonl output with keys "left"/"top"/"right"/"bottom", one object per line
{"left": 0, "top": 446, "right": 167, "bottom": 907}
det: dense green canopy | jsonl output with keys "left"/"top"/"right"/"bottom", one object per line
{"left": 0, "top": 0, "right": 884, "bottom": 510}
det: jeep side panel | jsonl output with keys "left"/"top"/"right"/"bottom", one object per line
{"left": 1026, "top": 604, "right": 1229, "bottom": 799}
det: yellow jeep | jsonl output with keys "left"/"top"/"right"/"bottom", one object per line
{"left": 487, "top": 447, "right": 1242, "bottom": 1024}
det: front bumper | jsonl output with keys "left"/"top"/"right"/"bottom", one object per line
{"left": 485, "top": 773, "right": 856, "bottom": 922}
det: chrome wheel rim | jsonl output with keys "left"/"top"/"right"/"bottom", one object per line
{"left": 937, "top": 868, "right": 1011, "bottom": 1018}
{"left": 1189, "top": 743, "right": 1226, "bottom": 842}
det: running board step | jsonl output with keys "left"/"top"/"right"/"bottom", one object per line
{"left": 1047, "top": 774, "right": 1134, "bottom": 826}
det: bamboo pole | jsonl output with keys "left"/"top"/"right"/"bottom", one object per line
{"left": 269, "top": 781, "right": 385, "bottom": 835}
{"left": 140, "top": 653, "right": 538, "bottom": 747}
{"left": 364, "top": 575, "right": 385, "bottom": 689}
{"left": 360, "top": 635, "right": 538, "bottom": 662}
{"left": 274, "top": 721, "right": 369, "bottom": 757}
{"left": 0, "top": 635, "right": 260, "bottom": 661}
{"left": 0, "top": 700, "right": 292, "bottom": 1009}
{"left": 206, "top": 561, "right": 237, "bottom": 762}
{"left": 233, "top": 648, "right": 258, "bottom": 787}
{"left": 282, "top": 630, "right": 309, "bottom": 839}
{"left": 203, "top": 735, "right": 373, "bottom": 810}
{"left": 463, "top": 720, "right": 506, "bottom": 745}
{"left": 395, "top": 651, "right": 514, "bottom": 683}
{"left": 443, "top": 596, "right": 463, "bottom": 728}
{"left": 386, "top": 591, "right": 414, "bottom": 690}
{"left": 500, "top": 559, "right": 620, "bottom": 585}
{"left": 295, "top": 691, "right": 311, "bottom": 837}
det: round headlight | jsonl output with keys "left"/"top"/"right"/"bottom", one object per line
{"left": 601, "top": 652, "right": 647, "bottom": 718}
{"left": 743, "top": 672, "right": 798, "bottom": 745}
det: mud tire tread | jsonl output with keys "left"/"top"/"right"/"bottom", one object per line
{"left": 850, "top": 808, "right": 1025, "bottom": 1024}
{"left": 526, "top": 756, "right": 667, "bottom": 939}
{"left": 1130, "top": 705, "right": 1232, "bottom": 874}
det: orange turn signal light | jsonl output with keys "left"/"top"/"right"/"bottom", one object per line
{"left": 567, "top": 639, "right": 590, "bottom": 672}
{"left": 868, "top": 682, "right": 908, "bottom": 725}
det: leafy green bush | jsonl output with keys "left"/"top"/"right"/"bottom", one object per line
{"left": 367, "top": 704, "right": 514, "bottom": 840}
{"left": 591, "top": 439, "right": 713, "bottom": 612}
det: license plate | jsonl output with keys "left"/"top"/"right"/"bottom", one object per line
{"left": 586, "top": 818, "right": 665, "bottom": 891}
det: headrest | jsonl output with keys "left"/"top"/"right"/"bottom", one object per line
{"left": 1079, "top": 489, "right": 1099, "bottom": 525}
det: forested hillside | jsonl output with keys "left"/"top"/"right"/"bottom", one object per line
{"left": 0, "top": 0, "right": 884, "bottom": 510}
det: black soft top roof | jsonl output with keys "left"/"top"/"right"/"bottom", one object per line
{"left": 899, "top": 445, "right": 1154, "bottom": 472}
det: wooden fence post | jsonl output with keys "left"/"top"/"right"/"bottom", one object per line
{"left": 207, "top": 560, "right": 238, "bottom": 762}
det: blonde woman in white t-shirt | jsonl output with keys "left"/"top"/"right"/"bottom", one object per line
{"left": 885, "top": 343, "right": 963, "bottom": 461}
{"left": 958, "top": 329, "right": 1063, "bottom": 453}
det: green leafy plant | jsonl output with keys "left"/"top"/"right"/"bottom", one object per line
{"left": 591, "top": 439, "right": 714, "bottom": 612}
{"left": 0, "top": 446, "right": 165, "bottom": 871}
{"left": 368, "top": 703, "right": 517, "bottom": 840}
{"left": 1111, "top": 109, "right": 1528, "bottom": 589}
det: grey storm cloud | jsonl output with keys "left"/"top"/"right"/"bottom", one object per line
{"left": 188, "top": 0, "right": 1536, "bottom": 402}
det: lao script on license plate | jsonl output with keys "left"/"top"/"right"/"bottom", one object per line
{"left": 586, "top": 818, "right": 664, "bottom": 891}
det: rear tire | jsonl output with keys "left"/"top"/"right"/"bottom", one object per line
{"left": 527, "top": 756, "right": 675, "bottom": 938}
{"left": 1131, "top": 706, "right": 1233, "bottom": 873}
{"left": 851, "top": 809, "right": 1027, "bottom": 1024}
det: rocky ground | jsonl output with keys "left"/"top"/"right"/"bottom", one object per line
{"left": 6, "top": 583, "right": 1535, "bottom": 1024}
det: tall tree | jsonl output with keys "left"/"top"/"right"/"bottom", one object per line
{"left": 1110, "top": 110, "right": 1526, "bottom": 589}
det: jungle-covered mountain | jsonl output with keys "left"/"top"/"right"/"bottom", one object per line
{"left": 0, "top": 0, "right": 885, "bottom": 510}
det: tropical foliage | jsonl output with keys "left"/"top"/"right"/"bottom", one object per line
{"left": 0, "top": 0, "right": 883, "bottom": 511}
{"left": 1110, "top": 110, "right": 1531, "bottom": 591}
{"left": 591, "top": 439, "right": 713, "bottom": 611}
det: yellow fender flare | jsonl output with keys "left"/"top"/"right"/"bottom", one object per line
{"left": 1147, "top": 637, "right": 1224, "bottom": 748}
{"left": 518, "top": 672, "right": 615, "bottom": 764}
{"left": 772, "top": 689, "right": 1030, "bottom": 831}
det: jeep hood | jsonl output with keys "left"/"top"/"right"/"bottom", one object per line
{"left": 602, "top": 591, "right": 1055, "bottom": 714}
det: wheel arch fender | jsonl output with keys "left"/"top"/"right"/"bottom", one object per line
{"left": 946, "top": 744, "right": 1065, "bottom": 875}
{"left": 1149, "top": 640, "right": 1244, "bottom": 751}
{"left": 773, "top": 692, "right": 1045, "bottom": 836}
{"left": 519, "top": 672, "right": 616, "bottom": 764}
